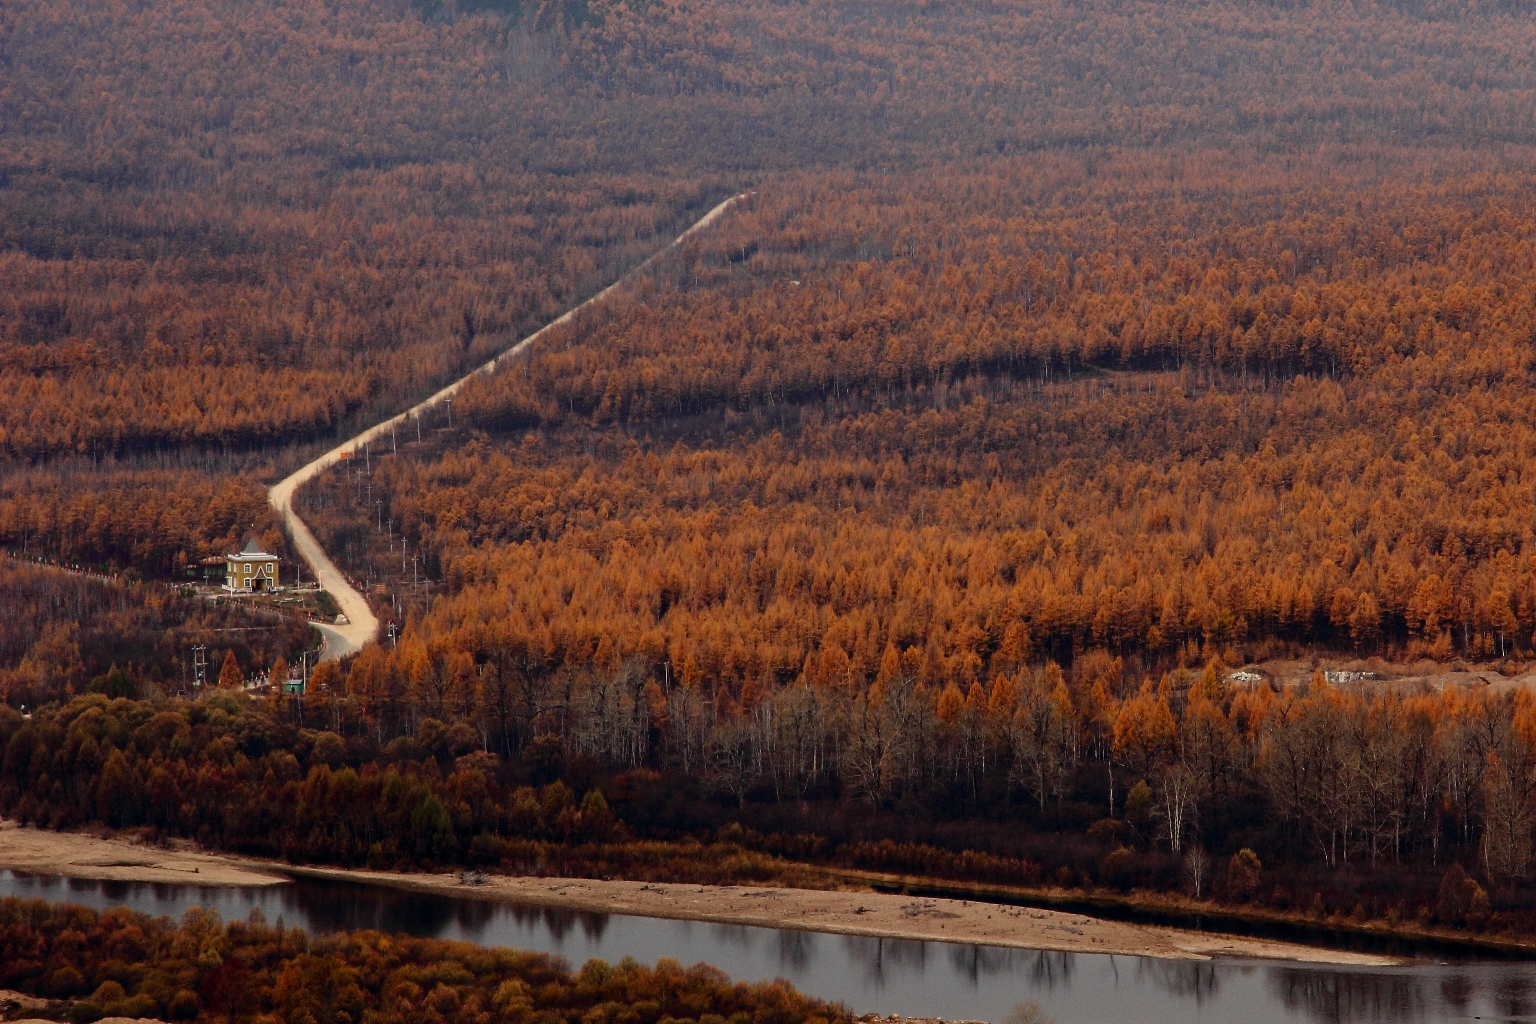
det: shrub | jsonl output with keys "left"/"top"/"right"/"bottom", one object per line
{"left": 1435, "top": 864, "right": 1490, "bottom": 929}
{"left": 49, "top": 967, "right": 87, "bottom": 997}
{"left": 1087, "top": 819, "right": 1136, "bottom": 848}
{"left": 1227, "top": 849, "right": 1262, "bottom": 901}
{"left": 168, "top": 990, "right": 202, "bottom": 1021}
{"left": 1123, "top": 781, "right": 1154, "bottom": 828}
{"left": 1100, "top": 847, "right": 1138, "bottom": 891}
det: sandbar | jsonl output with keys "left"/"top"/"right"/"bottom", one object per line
{"left": 0, "top": 822, "right": 1397, "bottom": 966}
{"left": 0, "top": 820, "right": 286, "bottom": 886}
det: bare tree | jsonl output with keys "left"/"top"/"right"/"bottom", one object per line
{"left": 480, "top": 648, "right": 518, "bottom": 756}
{"left": 1260, "top": 680, "right": 1354, "bottom": 867}
{"left": 568, "top": 660, "right": 649, "bottom": 767}
{"left": 666, "top": 680, "right": 715, "bottom": 774}
{"left": 1158, "top": 764, "right": 1195, "bottom": 854}
{"left": 760, "top": 683, "right": 828, "bottom": 800}
{"left": 708, "top": 710, "right": 757, "bottom": 806}
{"left": 1180, "top": 696, "right": 1241, "bottom": 805}
{"left": 1183, "top": 844, "right": 1210, "bottom": 898}
{"left": 841, "top": 689, "right": 903, "bottom": 808}
{"left": 1442, "top": 692, "right": 1511, "bottom": 851}
{"left": 1009, "top": 667, "right": 1079, "bottom": 814}
{"left": 1483, "top": 747, "right": 1536, "bottom": 881}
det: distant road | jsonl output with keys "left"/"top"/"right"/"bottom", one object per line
{"left": 270, "top": 193, "right": 750, "bottom": 661}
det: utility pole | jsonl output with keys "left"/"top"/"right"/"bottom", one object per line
{"left": 445, "top": 398, "right": 453, "bottom": 429}
{"left": 388, "top": 622, "right": 399, "bottom": 649}
{"left": 415, "top": 414, "right": 421, "bottom": 443}
{"left": 192, "top": 645, "right": 208, "bottom": 689}
{"left": 392, "top": 424, "right": 397, "bottom": 455}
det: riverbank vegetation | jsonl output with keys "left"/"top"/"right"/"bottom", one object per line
{"left": 4, "top": 686, "right": 1536, "bottom": 948}
{"left": 0, "top": 897, "right": 844, "bottom": 1024}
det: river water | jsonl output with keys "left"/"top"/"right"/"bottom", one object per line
{"left": 3, "top": 871, "right": 1532, "bottom": 1024}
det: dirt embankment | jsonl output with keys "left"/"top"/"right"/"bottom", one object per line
{"left": 0, "top": 823, "right": 1397, "bottom": 966}
{"left": 1235, "top": 655, "right": 1536, "bottom": 694}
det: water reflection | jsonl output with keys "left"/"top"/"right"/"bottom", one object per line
{"left": 842, "top": 935, "right": 934, "bottom": 989}
{"left": 1025, "top": 949, "right": 1074, "bottom": 992}
{"left": 3, "top": 871, "right": 1536, "bottom": 1024}
{"left": 1137, "top": 957, "right": 1220, "bottom": 1002}
{"left": 1271, "top": 969, "right": 1429, "bottom": 1023}
{"left": 1438, "top": 972, "right": 1472, "bottom": 1012}
{"left": 1495, "top": 974, "right": 1533, "bottom": 1020}
{"left": 712, "top": 924, "right": 759, "bottom": 952}
{"left": 780, "top": 929, "right": 817, "bottom": 971}
{"left": 948, "top": 943, "right": 1030, "bottom": 984}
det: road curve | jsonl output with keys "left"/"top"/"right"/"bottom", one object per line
{"left": 270, "top": 193, "right": 750, "bottom": 660}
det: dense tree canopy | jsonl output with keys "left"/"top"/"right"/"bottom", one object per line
{"left": 5, "top": 0, "right": 1536, "bottom": 458}
{"left": 313, "top": 155, "right": 1536, "bottom": 683}
{"left": 0, "top": 897, "right": 844, "bottom": 1024}
{"left": 9, "top": 0, "right": 1536, "bottom": 950}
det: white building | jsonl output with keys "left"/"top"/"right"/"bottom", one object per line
{"left": 224, "top": 538, "right": 279, "bottom": 593}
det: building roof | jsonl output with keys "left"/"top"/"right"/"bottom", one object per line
{"left": 229, "top": 538, "right": 278, "bottom": 561}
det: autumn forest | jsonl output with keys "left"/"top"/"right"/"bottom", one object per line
{"left": 6, "top": 0, "right": 1536, "bottom": 986}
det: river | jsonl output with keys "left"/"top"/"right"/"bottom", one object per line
{"left": 2, "top": 871, "right": 1531, "bottom": 1024}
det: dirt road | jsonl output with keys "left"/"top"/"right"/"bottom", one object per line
{"left": 269, "top": 193, "right": 750, "bottom": 660}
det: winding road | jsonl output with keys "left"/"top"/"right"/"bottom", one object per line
{"left": 270, "top": 193, "right": 750, "bottom": 660}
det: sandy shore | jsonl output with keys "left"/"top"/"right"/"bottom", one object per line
{"left": 282, "top": 865, "right": 1400, "bottom": 965}
{"left": 0, "top": 821, "right": 286, "bottom": 886}
{"left": 0, "top": 822, "right": 1396, "bottom": 965}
